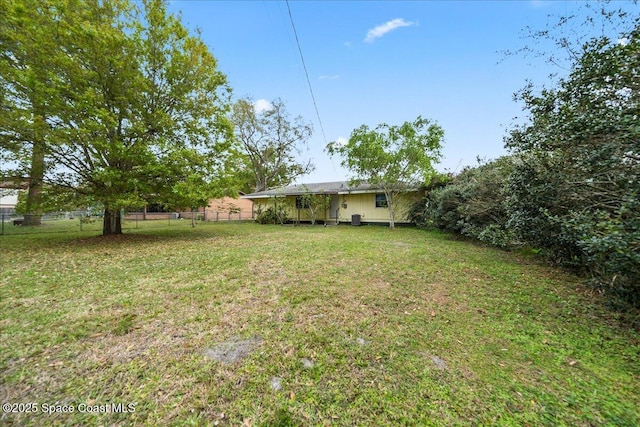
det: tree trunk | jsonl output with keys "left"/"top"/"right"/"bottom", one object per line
{"left": 23, "top": 130, "right": 46, "bottom": 227}
{"left": 387, "top": 192, "right": 395, "bottom": 230}
{"left": 255, "top": 174, "right": 267, "bottom": 193}
{"left": 388, "top": 207, "right": 396, "bottom": 230}
{"left": 103, "top": 208, "right": 122, "bottom": 235}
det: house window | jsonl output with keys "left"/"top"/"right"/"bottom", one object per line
{"left": 296, "top": 196, "right": 310, "bottom": 209}
{"left": 375, "top": 194, "right": 388, "bottom": 208}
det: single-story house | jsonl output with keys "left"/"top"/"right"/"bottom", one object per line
{"left": 241, "top": 181, "right": 421, "bottom": 225}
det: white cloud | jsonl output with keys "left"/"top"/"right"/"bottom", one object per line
{"left": 319, "top": 74, "right": 340, "bottom": 80}
{"left": 253, "top": 99, "right": 273, "bottom": 113}
{"left": 529, "top": 0, "right": 551, "bottom": 8}
{"left": 365, "top": 18, "right": 415, "bottom": 43}
{"left": 334, "top": 136, "right": 348, "bottom": 147}
{"left": 618, "top": 37, "right": 629, "bottom": 46}
{"left": 344, "top": 41, "right": 352, "bottom": 48}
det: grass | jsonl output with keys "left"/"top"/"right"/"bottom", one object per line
{"left": 1, "top": 222, "right": 639, "bottom": 426}
{"left": 0, "top": 216, "right": 203, "bottom": 236}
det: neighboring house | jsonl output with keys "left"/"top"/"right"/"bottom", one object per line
{"left": 204, "top": 195, "right": 253, "bottom": 221}
{"left": 241, "top": 181, "right": 420, "bottom": 225}
{"left": 123, "top": 195, "right": 253, "bottom": 221}
{"left": 0, "top": 180, "right": 28, "bottom": 216}
{"left": 0, "top": 189, "right": 19, "bottom": 215}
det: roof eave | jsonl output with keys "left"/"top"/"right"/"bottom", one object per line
{"left": 338, "top": 188, "right": 419, "bottom": 195}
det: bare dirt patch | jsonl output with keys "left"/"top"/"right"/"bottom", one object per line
{"left": 204, "top": 336, "right": 264, "bottom": 364}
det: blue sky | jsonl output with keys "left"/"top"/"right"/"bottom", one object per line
{"left": 167, "top": 0, "right": 635, "bottom": 183}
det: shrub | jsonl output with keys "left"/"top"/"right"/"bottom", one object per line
{"left": 412, "top": 157, "right": 515, "bottom": 247}
{"left": 565, "top": 199, "right": 640, "bottom": 307}
{"left": 255, "top": 206, "right": 289, "bottom": 224}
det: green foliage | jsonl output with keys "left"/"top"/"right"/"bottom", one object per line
{"left": 506, "top": 22, "right": 640, "bottom": 304}
{"left": 15, "top": 185, "right": 95, "bottom": 215}
{"left": 255, "top": 198, "right": 291, "bottom": 225}
{"left": 256, "top": 207, "right": 281, "bottom": 225}
{"left": 414, "top": 14, "right": 640, "bottom": 307}
{"left": 327, "top": 116, "right": 444, "bottom": 229}
{"left": 507, "top": 25, "right": 640, "bottom": 305}
{"left": 0, "top": 0, "right": 63, "bottom": 223}
{"left": 262, "top": 407, "right": 299, "bottom": 427}
{"left": 0, "top": 0, "right": 236, "bottom": 235}
{"left": 422, "top": 184, "right": 465, "bottom": 233}
{"left": 112, "top": 313, "right": 136, "bottom": 336}
{"left": 565, "top": 198, "right": 640, "bottom": 307}
{"left": 298, "top": 186, "right": 331, "bottom": 225}
{"left": 407, "top": 173, "right": 451, "bottom": 227}
{"left": 412, "top": 157, "right": 516, "bottom": 248}
{"left": 231, "top": 97, "right": 314, "bottom": 193}
{"left": 503, "top": 153, "right": 584, "bottom": 265}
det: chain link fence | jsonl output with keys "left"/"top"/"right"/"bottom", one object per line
{"left": 1, "top": 210, "right": 248, "bottom": 236}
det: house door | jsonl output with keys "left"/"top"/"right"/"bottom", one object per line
{"left": 330, "top": 195, "right": 340, "bottom": 219}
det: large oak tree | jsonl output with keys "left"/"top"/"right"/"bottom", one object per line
{"left": 0, "top": 0, "right": 235, "bottom": 234}
{"left": 0, "top": 0, "right": 64, "bottom": 224}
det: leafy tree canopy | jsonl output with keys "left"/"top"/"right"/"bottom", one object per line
{"left": 327, "top": 116, "right": 444, "bottom": 229}
{"left": 0, "top": 0, "right": 236, "bottom": 234}
{"left": 231, "top": 97, "right": 313, "bottom": 193}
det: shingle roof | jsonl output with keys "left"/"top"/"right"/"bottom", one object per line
{"left": 241, "top": 181, "right": 415, "bottom": 199}
{"left": 0, "top": 179, "right": 29, "bottom": 190}
{"left": 241, "top": 181, "right": 379, "bottom": 199}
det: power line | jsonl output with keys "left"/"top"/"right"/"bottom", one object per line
{"left": 285, "top": 0, "right": 328, "bottom": 145}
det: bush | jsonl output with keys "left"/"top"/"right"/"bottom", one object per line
{"left": 504, "top": 154, "right": 585, "bottom": 266}
{"left": 565, "top": 199, "right": 640, "bottom": 306}
{"left": 475, "top": 224, "right": 515, "bottom": 249}
{"left": 412, "top": 157, "right": 515, "bottom": 247}
{"left": 503, "top": 28, "right": 640, "bottom": 307}
{"left": 255, "top": 206, "right": 289, "bottom": 224}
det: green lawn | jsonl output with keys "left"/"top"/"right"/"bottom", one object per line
{"left": 1, "top": 223, "right": 638, "bottom": 426}
{"left": 0, "top": 216, "right": 201, "bottom": 236}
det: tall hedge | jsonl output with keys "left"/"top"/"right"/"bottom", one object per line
{"left": 415, "top": 26, "right": 640, "bottom": 307}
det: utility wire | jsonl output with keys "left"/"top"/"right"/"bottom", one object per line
{"left": 285, "top": 0, "right": 328, "bottom": 145}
